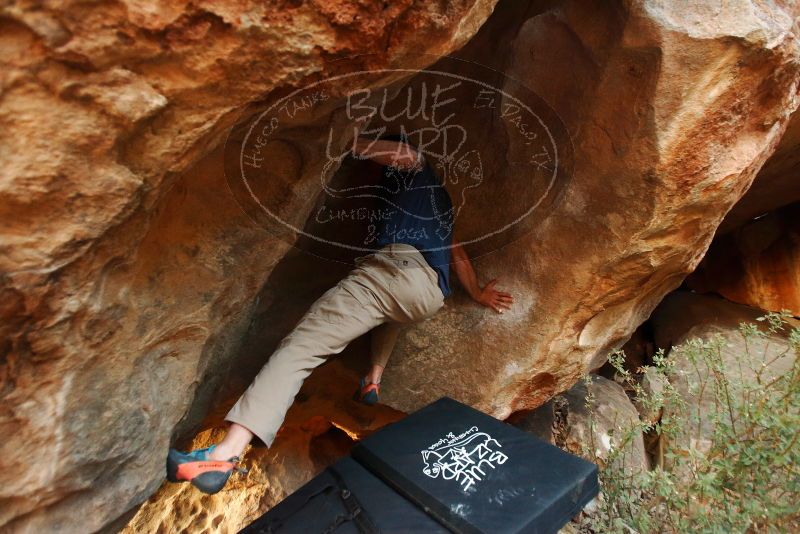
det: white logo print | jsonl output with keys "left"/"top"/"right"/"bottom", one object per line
{"left": 421, "top": 426, "right": 509, "bottom": 492}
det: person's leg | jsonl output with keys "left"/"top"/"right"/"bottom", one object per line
{"left": 168, "top": 278, "right": 383, "bottom": 493}
{"left": 353, "top": 245, "right": 444, "bottom": 406}
{"left": 363, "top": 364, "right": 383, "bottom": 387}
{"left": 223, "top": 277, "right": 385, "bottom": 450}
{"left": 168, "top": 248, "right": 422, "bottom": 494}
{"left": 355, "top": 321, "right": 404, "bottom": 405}
{"left": 365, "top": 321, "right": 404, "bottom": 384}
{"left": 208, "top": 423, "right": 253, "bottom": 461}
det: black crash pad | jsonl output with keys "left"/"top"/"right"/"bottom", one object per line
{"left": 240, "top": 455, "right": 448, "bottom": 534}
{"left": 351, "top": 397, "right": 598, "bottom": 534}
{"left": 241, "top": 396, "right": 598, "bottom": 534}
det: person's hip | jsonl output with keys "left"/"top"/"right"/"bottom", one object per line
{"left": 350, "top": 244, "right": 444, "bottom": 321}
{"left": 354, "top": 243, "right": 431, "bottom": 276}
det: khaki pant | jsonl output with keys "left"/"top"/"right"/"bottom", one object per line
{"left": 226, "top": 243, "right": 445, "bottom": 447}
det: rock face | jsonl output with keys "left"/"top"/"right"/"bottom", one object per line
{"left": 688, "top": 96, "right": 800, "bottom": 316}
{"left": 718, "top": 108, "right": 800, "bottom": 233}
{"left": 559, "top": 376, "right": 649, "bottom": 475}
{"left": 510, "top": 375, "right": 649, "bottom": 475}
{"left": 2, "top": 1, "right": 800, "bottom": 532}
{"left": 651, "top": 291, "right": 798, "bottom": 453}
{"left": 687, "top": 203, "right": 800, "bottom": 316}
{"left": 124, "top": 357, "right": 404, "bottom": 533}
{"left": 380, "top": 0, "right": 800, "bottom": 419}
{"left": 633, "top": 366, "right": 669, "bottom": 426}
{"left": 0, "top": 1, "right": 498, "bottom": 532}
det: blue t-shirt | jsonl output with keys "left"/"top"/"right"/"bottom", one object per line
{"left": 375, "top": 159, "right": 454, "bottom": 297}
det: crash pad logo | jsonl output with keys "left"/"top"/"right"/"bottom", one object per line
{"left": 421, "top": 425, "right": 508, "bottom": 492}
{"left": 225, "top": 54, "right": 573, "bottom": 263}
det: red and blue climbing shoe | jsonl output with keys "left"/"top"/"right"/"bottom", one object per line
{"left": 353, "top": 376, "right": 380, "bottom": 405}
{"left": 166, "top": 445, "right": 247, "bottom": 495}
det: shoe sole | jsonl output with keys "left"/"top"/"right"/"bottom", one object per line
{"left": 191, "top": 471, "right": 232, "bottom": 495}
{"left": 353, "top": 388, "right": 379, "bottom": 405}
{"left": 166, "top": 449, "right": 233, "bottom": 494}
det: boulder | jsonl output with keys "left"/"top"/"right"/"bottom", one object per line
{"left": 2, "top": 0, "right": 800, "bottom": 531}
{"left": 687, "top": 203, "right": 800, "bottom": 316}
{"left": 378, "top": 0, "right": 800, "bottom": 419}
{"left": 511, "top": 375, "right": 649, "bottom": 475}
{"left": 559, "top": 376, "right": 649, "bottom": 475}
{"left": 612, "top": 323, "right": 657, "bottom": 374}
{"left": 0, "top": 1, "right": 498, "bottom": 531}
{"left": 718, "top": 108, "right": 800, "bottom": 233}
{"left": 633, "top": 366, "right": 669, "bottom": 426}
{"left": 506, "top": 397, "right": 559, "bottom": 445}
{"left": 651, "top": 291, "right": 798, "bottom": 453}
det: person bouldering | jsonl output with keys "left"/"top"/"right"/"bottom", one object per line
{"left": 166, "top": 133, "right": 513, "bottom": 494}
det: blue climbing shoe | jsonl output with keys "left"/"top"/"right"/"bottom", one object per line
{"left": 354, "top": 376, "right": 380, "bottom": 405}
{"left": 166, "top": 444, "right": 246, "bottom": 495}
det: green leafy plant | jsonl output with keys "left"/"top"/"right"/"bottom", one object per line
{"left": 580, "top": 311, "right": 800, "bottom": 533}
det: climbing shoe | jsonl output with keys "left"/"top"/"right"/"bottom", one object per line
{"left": 166, "top": 444, "right": 247, "bottom": 495}
{"left": 353, "top": 376, "right": 380, "bottom": 405}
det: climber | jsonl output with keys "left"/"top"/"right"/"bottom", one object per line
{"left": 166, "top": 133, "right": 514, "bottom": 494}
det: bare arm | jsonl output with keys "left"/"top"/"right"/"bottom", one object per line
{"left": 351, "top": 137, "right": 423, "bottom": 171}
{"left": 451, "top": 242, "right": 513, "bottom": 313}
